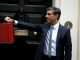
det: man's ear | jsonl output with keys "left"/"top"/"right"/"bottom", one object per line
{"left": 56, "top": 14, "right": 58, "bottom": 18}
{"left": 55, "top": 14, "right": 58, "bottom": 19}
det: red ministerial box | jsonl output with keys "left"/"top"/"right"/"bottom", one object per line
{"left": 0, "top": 23, "right": 14, "bottom": 43}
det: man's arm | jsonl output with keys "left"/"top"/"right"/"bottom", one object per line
{"left": 5, "top": 17, "right": 43, "bottom": 31}
{"left": 64, "top": 29, "right": 72, "bottom": 60}
{"left": 15, "top": 20, "right": 43, "bottom": 31}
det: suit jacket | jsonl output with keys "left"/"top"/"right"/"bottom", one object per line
{"left": 16, "top": 21, "right": 72, "bottom": 60}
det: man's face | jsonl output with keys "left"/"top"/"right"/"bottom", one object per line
{"left": 45, "top": 10, "right": 57, "bottom": 24}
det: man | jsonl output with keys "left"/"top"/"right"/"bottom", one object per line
{"left": 5, "top": 7, "right": 72, "bottom": 60}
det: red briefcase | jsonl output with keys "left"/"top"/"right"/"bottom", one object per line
{"left": 0, "top": 23, "right": 14, "bottom": 43}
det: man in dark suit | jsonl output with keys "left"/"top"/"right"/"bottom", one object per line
{"left": 5, "top": 7, "right": 72, "bottom": 60}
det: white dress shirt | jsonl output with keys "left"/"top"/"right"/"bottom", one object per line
{"left": 44, "top": 22, "right": 59, "bottom": 56}
{"left": 14, "top": 20, "right": 18, "bottom": 25}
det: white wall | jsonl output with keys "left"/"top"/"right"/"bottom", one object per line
{"left": 53, "top": 0, "right": 79, "bottom": 60}
{"left": 78, "top": 0, "right": 80, "bottom": 60}
{"left": 60, "top": 1, "right": 78, "bottom": 60}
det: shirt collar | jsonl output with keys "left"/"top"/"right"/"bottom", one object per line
{"left": 51, "top": 22, "right": 59, "bottom": 30}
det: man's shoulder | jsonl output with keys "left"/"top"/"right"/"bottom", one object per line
{"left": 59, "top": 24, "right": 70, "bottom": 31}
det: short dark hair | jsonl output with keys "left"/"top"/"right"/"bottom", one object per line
{"left": 46, "top": 7, "right": 61, "bottom": 20}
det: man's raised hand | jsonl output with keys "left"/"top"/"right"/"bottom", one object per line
{"left": 4, "top": 17, "right": 13, "bottom": 23}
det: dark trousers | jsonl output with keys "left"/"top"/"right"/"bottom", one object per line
{"left": 42, "top": 54, "right": 56, "bottom": 60}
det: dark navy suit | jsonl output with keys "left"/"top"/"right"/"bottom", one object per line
{"left": 16, "top": 21, "right": 72, "bottom": 60}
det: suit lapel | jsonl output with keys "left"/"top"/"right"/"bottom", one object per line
{"left": 56, "top": 24, "right": 62, "bottom": 45}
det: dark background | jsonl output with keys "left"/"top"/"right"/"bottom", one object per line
{"left": 0, "top": 0, "right": 52, "bottom": 60}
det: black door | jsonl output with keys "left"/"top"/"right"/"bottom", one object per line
{"left": 0, "top": 0, "right": 53, "bottom": 59}
{"left": 0, "top": 0, "right": 52, "bottom": 43}
{"left": 0, "top": 0, "right": 52, "bottom": 45}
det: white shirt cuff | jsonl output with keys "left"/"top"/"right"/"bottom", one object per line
{"left": 14, "top": 20, "right": 18, "bottom": 25}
